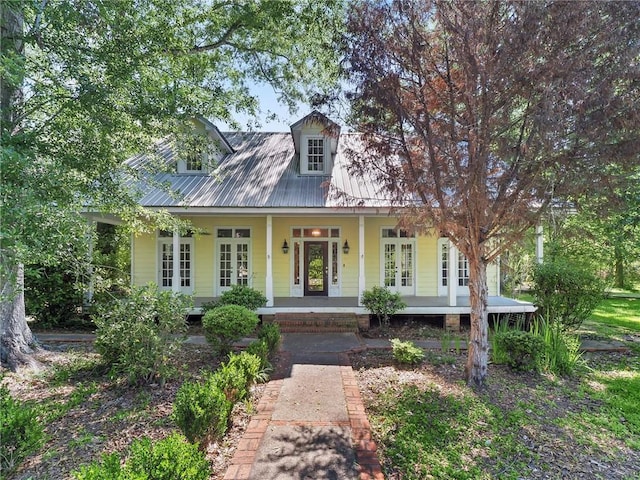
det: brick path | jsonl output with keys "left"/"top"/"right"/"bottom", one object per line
{"left": 223, "top": 363, "right": 383, "bottom": 480}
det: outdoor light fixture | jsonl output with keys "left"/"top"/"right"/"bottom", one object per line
{"left": 342, "top": 240, "right": 350, "bottom": 254}
{"left": 282, "top": 240, "right": 289, "bottom": 254}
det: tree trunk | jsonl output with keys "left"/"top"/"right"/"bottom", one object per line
{"left": 465, "top": 253, "right": 489, "bottom": 388}
{"left": 614, "top": 244, "right": 624, "bottom": 289}
{"left": 1, "top": 257, "right": 42, "bottom": 371}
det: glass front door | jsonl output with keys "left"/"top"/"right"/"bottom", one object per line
{"left": 304, "top": 241, "right": 328, "bottom": 296}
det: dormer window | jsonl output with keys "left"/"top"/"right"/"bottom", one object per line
{"left": 301, "top": 135, "right": 328, "bottom": 175}
{"left": 177, "top": 132, "right": 210, "bottom": 173}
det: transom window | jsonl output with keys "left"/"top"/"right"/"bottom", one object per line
{"left": 382, "top": 228, "right": 414, "bottom": 238}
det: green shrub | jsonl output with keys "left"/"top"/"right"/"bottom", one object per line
{"left": 173, "top": 378, "right": 232, "bottom": 443}
{"left": 126, "top": 433, "right": 210, "bottom": 480}
{"left": 210, "top": 361, "right": 249, "bottom": 403}
{"left": 490, "top": 318, "right": 512, "bottom": 365}
{"left": 0, "top": 384, "right": 45, "bottom": 480}
{"left": 202, "top": 305, "right": 259, "bottom": 355}
{"left": 391, "top": 338, "right": 425, "bottom": 365}
{"left": 493, "top": 330, "right": 545, "bottom": 372}
{"left": 202, "top": 285, "right": 267, "bottom": 313}
{"left": 531, "top": 316, "right": 584, "bottom": 376}
{"left": 361, "top": 286, "right": 406, "bottom": 330}
{"left": 532, "top": 260, "right": 605, "bottom": 330}
{"left": 257, "top": 322, "right": 281, "bottom": 354}
{"left": 246, "top": 339, "right": 271, "bottom": 370}
{"left": 73, "top": 434, "right": 209, "bottom": 480}
{"left": 225, "top": 352, "right": 264, "bottom": 389}
{"left": 93, "top": 284, "right": 192, "bottom": 384}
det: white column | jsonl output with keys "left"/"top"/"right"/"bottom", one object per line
{"left": 172, "top": 229, "right": 180, "bottom": 293}
{"left": 447, "top": 239, "right": 458, "bottom": 307}
{"left": 358, "top": 215, "right": 366, "bottom": 305}
{"left": 535, "top": 225, "right": 544, "bottom": 264}
{"left": 85, "top": 220, "right": 95, "bottom": 306}
{"left": 265, "top": 215, "right": 274, "bottom": 307}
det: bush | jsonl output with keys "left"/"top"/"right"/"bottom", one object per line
{"left": 391, "top": 338, "right": 425, "bottom": 365}
{"left": 201, "top": 284, "right": 267, "bottom": 313}
{"left": 93, "top": 284, "right": 192, "bottom": 384}
{"left": 361, "top": 285, "right": 407, "bottom": 330}
{"left": 532, "top": 260, "right": 605, "bottom": 330}
{"left": 225, "top": 352, "right": 264, "bottom": 389}
{"left": 493, "top": 330, "right": 545, "bottom": 372}
{"left": 531, "top": 317, "right": 584, "bottom": 376}
{"left": 246, "top": 339, "right": 271, "bottom": 370}
{"left": 0, "top": 384, "right": 45, "bottom": 480}
{"left": 257, "top": 322, "right": 281, "bottom": 354}
{"left": 202, "top": 305, "right": 259, "bottom": 355}
{"left": 73, "top": 433, "right": 209, "bottom": 480}
{"left": 173, "top": 378, "right": 232, "bottom": 443}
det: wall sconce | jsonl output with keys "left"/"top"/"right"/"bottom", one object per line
{"left": 342, "top": 240, "right": 350, "bottom": 254}
{"left": 282, "top": 240, "right": 289, "bottom": 254}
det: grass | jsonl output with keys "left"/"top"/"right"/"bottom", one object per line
{"left": 362, "top": 295, "right": 640, "bottom": 479}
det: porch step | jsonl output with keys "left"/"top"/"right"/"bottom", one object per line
{"left": 271, "top": 313, "right": 361, "bottom": 333}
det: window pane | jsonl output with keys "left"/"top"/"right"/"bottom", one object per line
{"left": 217, "top": 229, "right": 232, "bottom": 238}
{"left": 330, "top": 228, "right": 340, "bottom": 238}
{"left": 294, "top": 241, "right": 300, "bottom": 285}
{"left": 382, "top": 228, "right": 396, "bottom": 238}
{"left": 331, "top": 242, "right": 338, "bottom": 285}
{"left": 293, "top": 228, "right": 301, "bottom": 238}
{"left": 307, "top": 138, "right": 324, "bottom": 172}
{"left": 235, "top": 228, "right": 250, "bottom": 238}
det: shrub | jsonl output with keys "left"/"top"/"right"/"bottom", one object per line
{"left": 210, "top": 361, "right": 249, "bottom": 403}
{"left": 257, "top": 322, "right": 281, "bottom": 354}
{"left": 246, "top": 339, "right": 271, "bottom": 370}
{"left": 225, "top": 352, "right": 264, "bottom": 390}
{"left": 0, "top": 384, "right": 45, "bottom": 480}
{"left": 73, "top": 434, "right": 209, "bottom": 480}
{"left": 531, "top": 260, "right": 605, "bottom": 330}
{"left": 493, "top": 330, "right": 545, "bottom": 372}
{"left": 531, "top": 316, "right": 584, "bottom": 376}
{"left": 391, "top": 338, "right": 425, "bottom": 365}
{"left": 202, "top": 305, "right": 259, "bottom": 355}
{"left": 173, "top": 378, "right": 232, "bottom": 443}
{"left": 361, "top": 285, "right": 407, "bottom": 330}
{"left": 93, "top": 284, "right": 192, "bottom": 384}
{"left": 201, "top": 285, "right": 267, "bottom": 313}
{"left": 127, "top": 433, "right": 210, "bottom": 479}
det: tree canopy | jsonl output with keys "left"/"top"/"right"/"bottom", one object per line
{"left": 1, "top": 0, "right": 344, "bottom": 369}
{"left": 343, "top": 0, "right": 640, "bottom": 385}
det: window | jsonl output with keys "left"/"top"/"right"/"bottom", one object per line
{"left": 178, "top": 133, "right": 210, "bottom": 173}
{"left": 381, "top": 228, "right": 415, "bottom": 294}
{"left": 301, "top": 136, "right": 327, "bottom": 174}
{"left": 438, "top": 238, "right": 469, "bottom": 295}
{"left": 216, "top": 228, "right": 251, "bottom": 294}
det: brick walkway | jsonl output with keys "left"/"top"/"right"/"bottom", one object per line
{"left": 223, "top": 364, "right": 383, "bottom": 480}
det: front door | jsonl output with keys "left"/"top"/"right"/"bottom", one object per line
{"left": 304, "top": 241, "right": 328, "bottom": 296}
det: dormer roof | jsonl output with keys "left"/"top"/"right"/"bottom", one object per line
{"left": 290, "top": 110, "right": 341, "bottom": 155}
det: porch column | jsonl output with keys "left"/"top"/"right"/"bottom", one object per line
{"left": 535, "top": 225, "right": 544, "bottom": 264}
{"left": 265, "top": 215, "right": 274, "bottom": 307}
{"left": 358, "top": 215, "right": 366, "bottom": 305}
{"left": 85, "top": 219, "right": 95, "bottom": 306}
{"left": 172, "top": 229, "right": 180, "bottom": 293}
{"left": 447, "top": 239, "right": 458, "bottom": 307}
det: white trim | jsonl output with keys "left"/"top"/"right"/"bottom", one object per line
{"left": 266, "top": 216, "right": 273, "bottom": 307}
{"left": 380, "top": 227, "right": 416, "bottom": 296}
{"left": 536, "top": 225, "right": 544, "bottom": 264}
{"left": 447, "top": 239, "right": 458, "bottom": 306}
{"left": 156, "top": 230, "right": 194, "bottom": 295}
{"left": 300, "top": 135, "right": 329, "bottom": 175}
{"left": 358, "top": 215, "right": 365, "bottom": 305}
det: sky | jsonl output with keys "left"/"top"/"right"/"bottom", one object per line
{"left": 217, "top": 82, "right": 310, "bottom": 133}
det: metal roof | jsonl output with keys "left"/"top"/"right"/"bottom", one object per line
{"left": 125, "top": 131, "right": 391, "bottom": 210}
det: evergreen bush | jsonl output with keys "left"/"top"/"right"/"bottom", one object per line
{"left": 493, "top": 330, "right": 545, "bottom": 372}
{"left": 246, "top": 339, "right": 271, "bottom": 370}
{"left": 361, "top": 285, "right": 407, "bottom": 330}
{"left": 93, "top": 284, "right": 191, "bottom": 384}
{"left": 202, "top": 305, "right": 259, "bottom": 355}
{"left": 201, "top": 284, "right": 267, "bottom": 313}
{"left": 257, "top": 322, "right": 281, "bottom": 354}
{"left": 391, "top": 338, "right": 425, "bottom": 365}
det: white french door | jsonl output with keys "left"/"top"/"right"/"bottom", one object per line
{"left": 158, "top": 232, "right": 193, "bottom": 294}
{"left": 381, "top": 234, "right": 415, "bottom": 295}
{"left": 216, "top": 228, "right": 251, "bottom": 295}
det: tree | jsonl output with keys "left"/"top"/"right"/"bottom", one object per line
{"left": 343, "top": 0, "right": 640, "bottom": 386}
{"left": 1, "top": 0, "right": 343, "bottom": 371}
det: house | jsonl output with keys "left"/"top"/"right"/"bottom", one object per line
{"left": 95, "top": 111, "right": 535, "bottom": 331}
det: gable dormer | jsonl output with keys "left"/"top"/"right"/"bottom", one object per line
{"left": 290, "top": 111, "right": 340, "bottom": 176}
{"left": 176, "top": 116, "right": 234, "bottom": 174}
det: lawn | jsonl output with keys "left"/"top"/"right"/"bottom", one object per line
{"left": 353, "top": 298, "right": 640, "bottom": 480}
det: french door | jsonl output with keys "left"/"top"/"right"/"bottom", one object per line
{"left": 382, "top": 239, "right": 415, "bottom": 295}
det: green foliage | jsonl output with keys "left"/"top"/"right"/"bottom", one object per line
{"left": 361, "top": 286, "right": 407, "bottom": 330}
{"left": 391, "top": 338, "right": 425, "bottom": 365}
{"left": 532, "top": 260, "right": 605, "bottom": 330}
{"left": 93, "top": 284, "right": 191, "bottom": 384}
{"left": 493, "top": 330, "right": 545, "bottom": 372}
{"left": 0, "top": 383, "right": 45, "bottom": 480}
{"left": 245, "top": 339, "right": 271, "bottom": 371}
{"left": 531, "top": 317, "right": 584, "bottom": 376}
{"left": 202, "top": 285, "right": 267, "bottom": 313}
{"left": 172, "top": 378, "right": 232, "bottom": 444}
{"left": 257, "top": 322, "right": 281, "bottom": 354}
{"left": 202, "top": 305, "right": 259, "bottom": 355}
{"left": 72, "top": 433, "right": 209, "bottom": 480}
{"left": 24, "top": 263, "right": 84, "bottom": 327}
